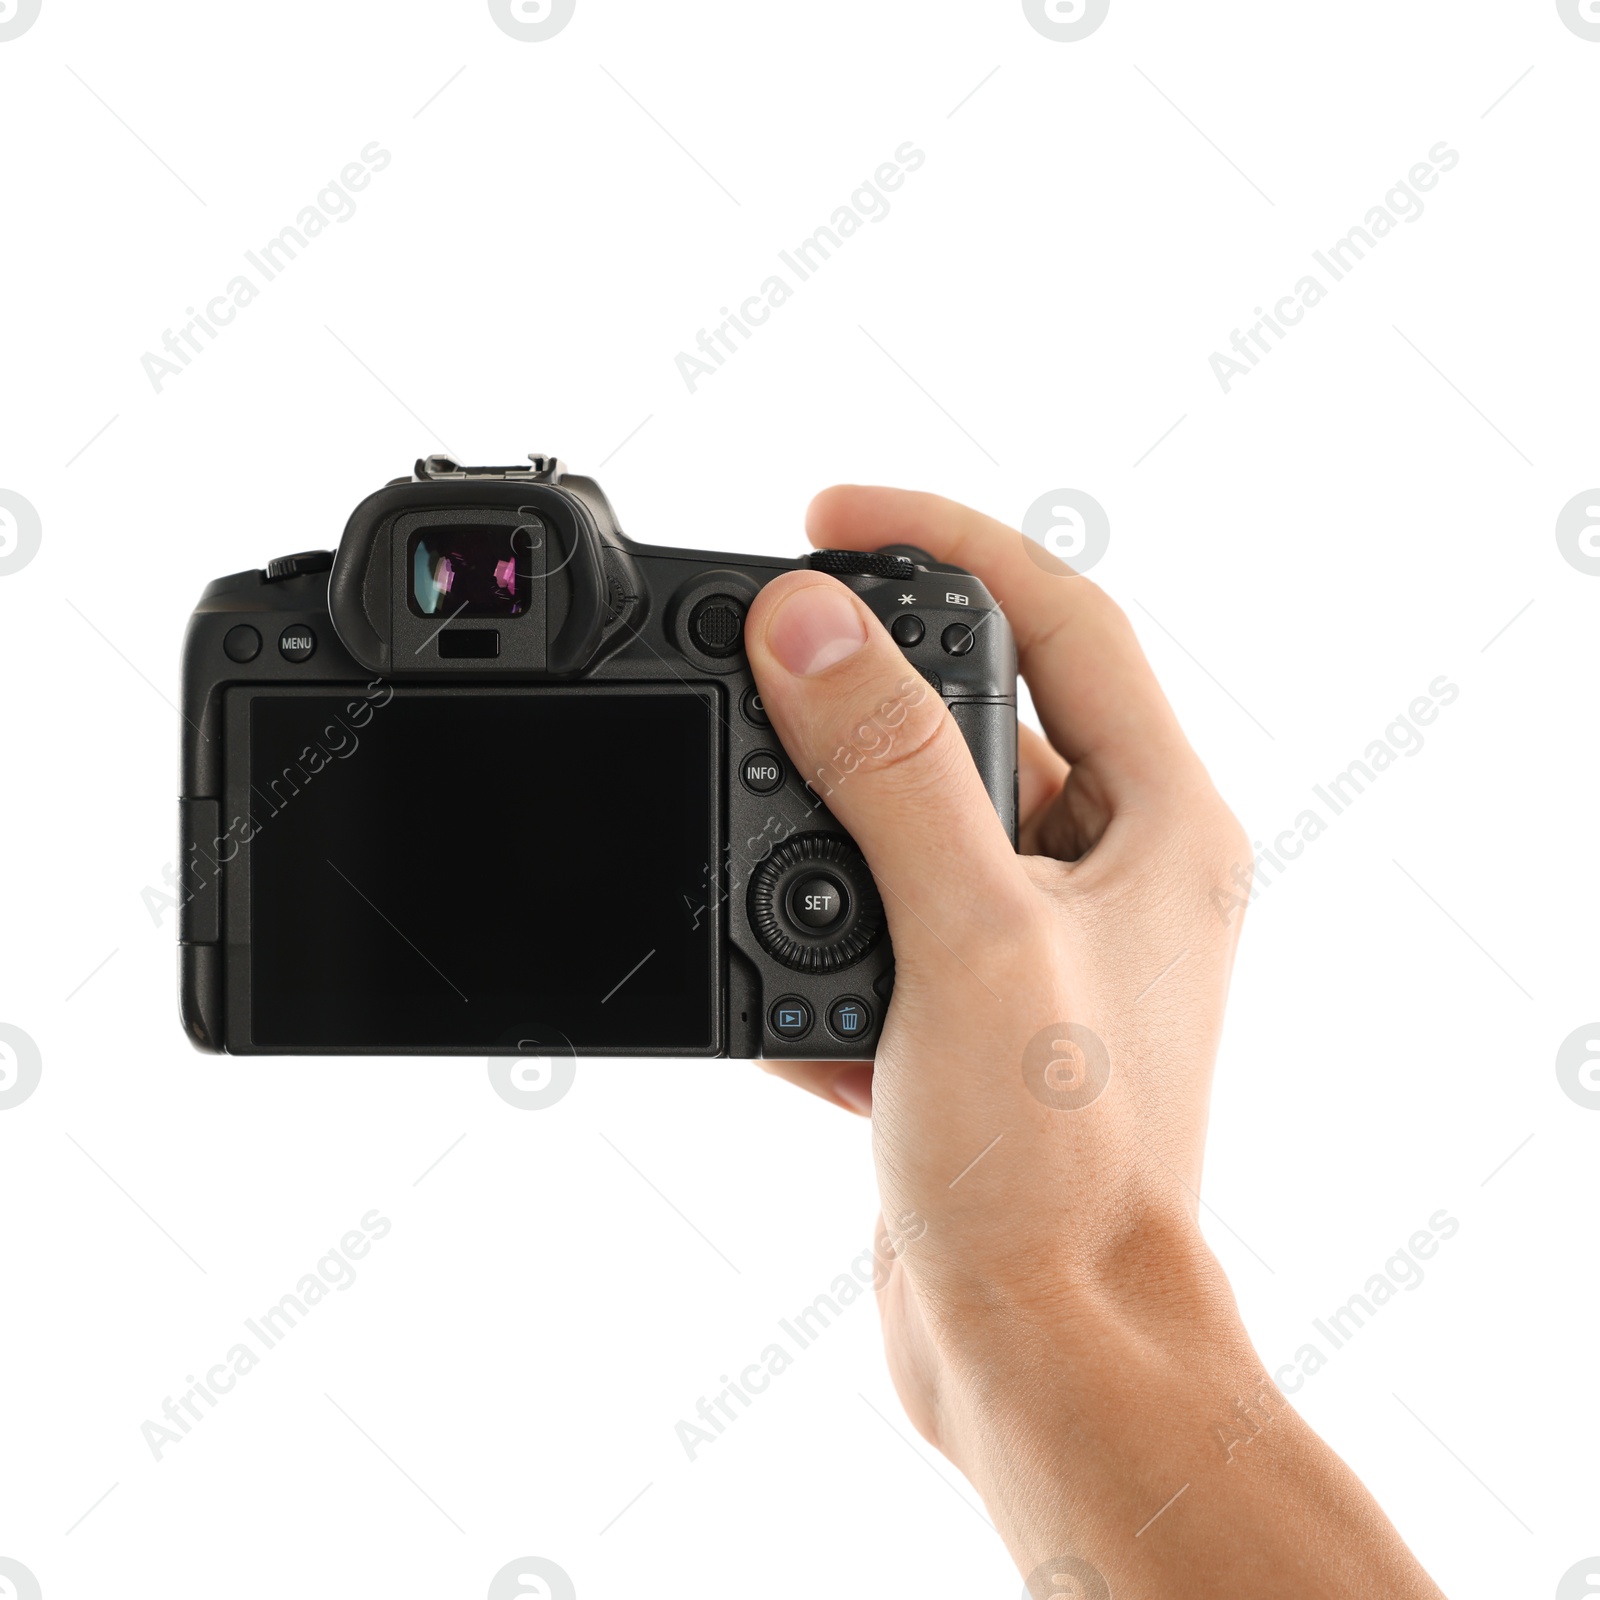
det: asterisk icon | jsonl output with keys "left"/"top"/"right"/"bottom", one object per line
{"left": 898, "top": 593, "right": 917, "bottom": 605}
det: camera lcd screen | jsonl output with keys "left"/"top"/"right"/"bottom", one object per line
{"left": 244, "top": 688, "right": 716, "bottom": 1051}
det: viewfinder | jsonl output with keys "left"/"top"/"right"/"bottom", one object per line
{"left": 410, "top": 524, "right": 535, "bottom": 617}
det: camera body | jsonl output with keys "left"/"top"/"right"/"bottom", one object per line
{"left": 179, "top": 455, "right": 1017, "bottom": 1059}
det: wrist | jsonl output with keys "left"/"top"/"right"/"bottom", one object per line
{"left": 926, "top": 1200, "right": 1240, "bottom": 1372}
{"left": 921, "top": 1209, "right": 1262, "bottom": 1564}
{"left": 912, "top": 1211, "right": 1443, "bottom": 1598}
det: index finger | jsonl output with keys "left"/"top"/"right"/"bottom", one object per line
{"left": 806, "top": 485, "right": 1205, "bottom": 807}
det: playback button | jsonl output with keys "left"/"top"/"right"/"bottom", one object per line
{"left": 769, "top": 996, "right": 813, "bottom": 1040}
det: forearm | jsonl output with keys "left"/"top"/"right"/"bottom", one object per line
{"left": 932, "top": 1228, "right": 1447, "bottom": 1598}
{"left": 750, "top": 490, "right": 1446, "bottom": 1593}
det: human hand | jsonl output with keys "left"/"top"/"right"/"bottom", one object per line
{"left": 745, "top": 486, "right": 1444, "bottom": 1598}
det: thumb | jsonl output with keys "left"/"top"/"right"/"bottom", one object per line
{"left": 745, "top": 572, "right": 1027, "bottom": 976}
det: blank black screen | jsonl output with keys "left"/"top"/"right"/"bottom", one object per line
{"left": 247, "top": 690, "right": 715, "bottom": 1050}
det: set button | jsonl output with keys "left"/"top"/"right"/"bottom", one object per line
{"left": 740, "top": 750, "right": 784, "bottom": 794}
{"left": 787, "top": 873, "right": 848, "bottom": 931}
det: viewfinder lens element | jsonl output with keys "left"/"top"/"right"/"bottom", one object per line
{"left": 410, "top": 524, "right": 535, "bottom": 617}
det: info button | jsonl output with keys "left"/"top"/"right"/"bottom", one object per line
{"left": 740, "top": 750, "right": 784, "bottom": 794}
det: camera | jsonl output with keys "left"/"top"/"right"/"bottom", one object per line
{"left": 178, "top": 454, "right": 1018, "bottom": 1058}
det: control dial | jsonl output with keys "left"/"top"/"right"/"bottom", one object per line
{"left": 808, "top": 549, "right": 916, "bottom": 580}
{"left": 747, "top": 833, "right": 884, "bottom": 973}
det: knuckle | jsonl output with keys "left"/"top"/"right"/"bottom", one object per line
{"left": 985, "top": 873, "right": 1060, "bottom": 966}
{"left": 1185, "top": 798, "right": 1254, "bottom": 925}
{"left": 892, "top": 873, "right": 1051, "bottom": 996}
{"left": 805, "top": 672, "right": 960, "bottom": 799}
{"left": 1167, "top": 786, "right": 1246, "bottom": 862}
{"left": 1001, "top": 886, "right": 1061, "bottom": 956}
{"left": 1074, "top": 574, "right": 1133, "bottom": 636}
{"left": 1209, "top": 802, "right": 1252, "bottom": 868}
{"left": 1193, "top": 806, "right": 1250, "bottom": 878}
{"left": 1080, "top": 574, "right": 1125, "bottom": 621}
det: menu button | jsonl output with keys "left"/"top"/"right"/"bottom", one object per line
{"left": 278, "top": 626, "right": 316, "bottom": 662}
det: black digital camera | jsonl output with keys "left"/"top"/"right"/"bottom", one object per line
{"left": 178, "top": 454, "right": 1017, "bottom": 1058}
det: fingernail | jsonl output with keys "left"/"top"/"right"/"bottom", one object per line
{"left": 767, "top": 583, "right": 868, "bottom": 677}
{"left": 832, "top": 1063, "right": 873, "bottom": 1116}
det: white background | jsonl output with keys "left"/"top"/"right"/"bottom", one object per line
{"left": 1, "top": 2, "right": 1596, "bottom": 1596}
